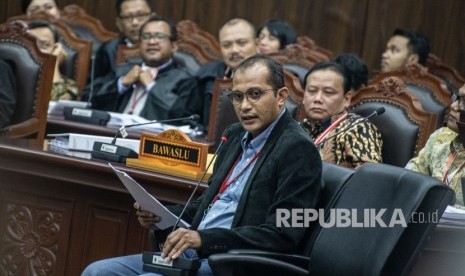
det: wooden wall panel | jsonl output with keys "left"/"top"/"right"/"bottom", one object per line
{"left": 1, "top": 0, "right": 464, "bottom": 81}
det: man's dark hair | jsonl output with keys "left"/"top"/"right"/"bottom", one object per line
{"left": 303, "top": 61, "right": 352, "bottom": 94}
{"left": 139, "top": 15, "right": 177, "bottom": 42}
{"left": 393, "top": 28, "right": 430, "bottom": 65}
{"left": 257, "top": 19, "right": 297, "bottom": 50}
{"left": 236, "top": 55, "right": 284, "bottom": 92}
{"left": 334, "top": 53, "right": 368, "bottom": 91}
{"left": 27, "top": 20, "right": 59, "bottom": 43}
{"left": 116, "top": 0, "right": 154, "bottom": 16}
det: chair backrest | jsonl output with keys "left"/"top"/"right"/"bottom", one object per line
{"left": 296, "top": 35, "right": 333, "bottom": 60}
{"left": 6, "top": 14, "right": 92, "bottom": 93}
{"left": 60, "top": 4, "right": 119, "bottom": 54}
{"left": 306, "top": 163, "right": 455, "bottom": 276}
{"left": 426, "top": 53, "right": 465, "bottom": 95}
{"left": 370, "top": 64, "right": 451, "bottom": 128}
{"left": 207, "top": 71, "right": 306, "bottom": 150}
{"left": 0, "top": 21, "right": 55, "bottom": 145}
{"left": 349, "top": 77, "right": 438, "bottom": 167}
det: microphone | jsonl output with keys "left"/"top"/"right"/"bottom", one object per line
{"left": 171, "top": 127, "right": 229, "bottom": 232}
{"left": 316, "top": 107, "right": 385, "bottom": 148}
{"left": 142, "top": 127, "right": 231, "bottom": 274}
{"left": 91, "top": 114, "right": 201, "bottom": 163}
{"left": 63, "top": 55, "right": 111, "bottom": 125}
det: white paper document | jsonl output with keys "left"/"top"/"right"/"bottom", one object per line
{"left": 109, "top": 163, "right": 190, "bottom": 229}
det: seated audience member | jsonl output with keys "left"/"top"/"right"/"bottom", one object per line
{"left": 82, "top": 55, "right": 322, "bottom": 276}
{"left": 301, "top": 61, "right": 383, "bottom": 169}
{"left": 256, "top": 19, "right": 297, "bottom": 55}
{"left": 21, "top": 0, "right": 60, "bottom": 20}
{"left": 334, "top": 53, "right": 368, "bottom": 91}
{"left": 91, "top": 0, "right": 154, "bottom": 81}
{"left": 381, "top": 28, "right": 429, "bottom": 73}
{"left": 28, "top": 20, "right": 79, "bottom": 101}
{"left": 406, "top": 86, "right": 465, "bottom": 208}
{"left": 197, "top": 18, "right": 258, "bottom": 128}
{"left": 0, "top": 60, "right": 17, "bottom": 128}
{"left": 89, "top": 16, "right": 201, "bottom": 121}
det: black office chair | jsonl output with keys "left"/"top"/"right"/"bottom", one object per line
{"left": 208, "top": 163, "right": 455, "bottom": 276}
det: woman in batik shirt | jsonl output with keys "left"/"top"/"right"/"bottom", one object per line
{"left": 301, "top": 61, "right": 382, "bottom": 169}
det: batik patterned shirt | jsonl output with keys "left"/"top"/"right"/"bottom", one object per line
{"left": 301, "top": 112, "right": 383, "bottom": 169}
{"left": 406, "top": 127, "right": 464, "bottom": 208}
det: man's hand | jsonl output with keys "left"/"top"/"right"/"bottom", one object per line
{"left": 122, "top": 65, "right": 142, "bottom": 87}
{"left": 134, "top": 202, "right": 160, "bottom": 229}
{"left": 161, "top": 228, "right": 202, "bottom": 260}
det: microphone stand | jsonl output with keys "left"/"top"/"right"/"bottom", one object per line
{"left": 91, "top": 115, "right": 201, "bottom": 163}
{"left": 63, "top": 55, "right": 111, "bottom": 125}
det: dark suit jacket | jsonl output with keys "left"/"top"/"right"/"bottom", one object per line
{"left": 165, "top": 111, "right": 322, "bottom": 257}
{"left": 0, "top": 59, "right": 16, "bottom": 128}
{"left": 91, "top": 61, "right": 202, "bottom": 121}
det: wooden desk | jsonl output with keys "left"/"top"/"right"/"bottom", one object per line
{"left": 0, "top": 139, "right": 206, "bottom": 275}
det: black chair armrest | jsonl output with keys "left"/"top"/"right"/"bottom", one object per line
{"left": 208, "top": 253, "right": 308, "bottom": 276}
{"left": 226, "top": 249, "right": 310, "bottom": 269}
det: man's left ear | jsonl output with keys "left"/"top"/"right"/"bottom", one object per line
{"left": 344, "top": 90, "right": 353, "bottom": 109}
{"left": 277, "top": 87, "right": 289, "bottom": 105}
{"left": 171, "top": 41, "right": 178, "bottom": 52}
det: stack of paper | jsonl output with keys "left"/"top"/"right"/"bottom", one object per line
{"left": 48, "top": 133, "right": 140, "bottom": 152}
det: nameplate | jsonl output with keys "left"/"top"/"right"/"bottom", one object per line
{"left": 71, "top": 108, "right": 92, "bottom": 117}
{"left": 126, "top": 129, "right": 209, "bottom": 180}
{"left": 151, "top": 255, "right": 173, "bottom": 267}
{"left": 141, "top": 139, "right": 200, "bottom": 166}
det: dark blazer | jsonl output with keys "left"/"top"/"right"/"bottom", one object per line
{"left": 166, "top": 111, "right": 322, "bottom": 257}
{"left": 0, "top": 59, "right": 16, "bottom": 128}
{"left": 91, "top": 61, "right": 202, "bottom": 121}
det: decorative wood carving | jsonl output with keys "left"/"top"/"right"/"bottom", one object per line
{"left": 1, "top": 203, "right": 61, "bottom": 275}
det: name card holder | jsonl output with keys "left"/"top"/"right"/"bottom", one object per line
{"left": 126, "top": 129, "right": 210, "bottom": 181}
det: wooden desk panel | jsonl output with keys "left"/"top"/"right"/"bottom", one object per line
{"left": 0, "top": 140, "right": 206, "bottom": 275}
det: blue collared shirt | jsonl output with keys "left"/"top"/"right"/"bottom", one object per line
{"left": 197, "top": 109, "right": 286, "bottom": 230}
{"left": 117, "top": 59, "right": 173, "bottom": 94}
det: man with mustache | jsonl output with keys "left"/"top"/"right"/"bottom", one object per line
{"left": 406, "top": 85, "right": 465, "bottom": 208}
{"left": 197, "top": 18, "right": 258, "bottom": 128}
{"left": 89, "top": 16, "right": 201, "bottom": 121}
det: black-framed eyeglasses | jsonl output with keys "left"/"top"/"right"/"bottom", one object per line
{"left": 119, "top": 13, "right": 151, "bottom": 22}
{"left": 140, "top": 32, "right": 171, "bottom": 42}
{"left": 228, "top": 88, "right": 276, "bottom": 105}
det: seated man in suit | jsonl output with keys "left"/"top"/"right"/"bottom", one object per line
{"left": 301, "top": 61, "right": 383, "bottom": 169}
{"left": 406, "top": 85, "right": 465, "bottom": 208}
{"left": 90, "top": 16, "right": 201, "bottom": 121}
{"left": 381, "top": 28, "right": 429, "bottom": 73}
{"left": 90, "top": 0, "right": 154, "bottom": 81}
{"left": 0, "top": 60, "right": 17, "bottom": 129}
{"left": 82, "top": 55, "right": 322, "bottom": 276}
{"left": 197, "top": 18, "right": 258, "bottom": 128}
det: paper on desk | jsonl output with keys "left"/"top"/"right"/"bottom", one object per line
{"left": 109, "top": 163, "right": 190, "bottom": 229}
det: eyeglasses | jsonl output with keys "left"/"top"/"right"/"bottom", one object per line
{"left": 119, "top": 13, "right": 151, "bottom": 22}
{"left": 140, "top": 32, "right": 171, "bottom": 42}
{"left": 228, "top": 88, "right": 276, "bottom": 105}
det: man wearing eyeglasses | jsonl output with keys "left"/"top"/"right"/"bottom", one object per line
{"left": 82, "top": 55, "right": 322, "bottom": 275}
{"left": 89, "top": 16, "right": 201, "bottom": 122}
{"left": 89, "top": 0, "right": 154, "bottom": 82}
